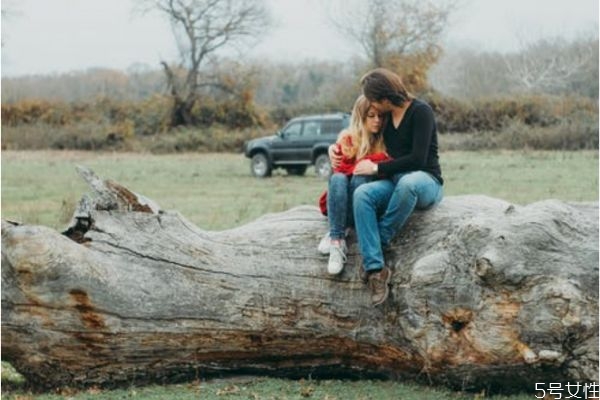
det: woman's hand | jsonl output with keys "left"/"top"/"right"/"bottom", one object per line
{"left": 353, "top": 159, "right": 377, "bottom": 175}
{"left": 328, "top": 144, "right": 342, "bottom": 169}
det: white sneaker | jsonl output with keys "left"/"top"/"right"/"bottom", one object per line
{"left": 327, "top": 240, "right": 347, "bottom": 275}
{"left": 318, "top": 232, "right": 331, "bottom": 255}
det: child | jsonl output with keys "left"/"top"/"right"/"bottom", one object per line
{"left": 318, "top": 95, "right": 390, "bottom": 275}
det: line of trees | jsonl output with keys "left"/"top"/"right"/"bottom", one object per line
{"left": 430, "top": 35, "right": 599, "bottom": 100}
{"left": 1, "top": 0, "right": 597, "bottom": 152}
{"left": 2, "top": 32, "right": 597, "bottom": 107}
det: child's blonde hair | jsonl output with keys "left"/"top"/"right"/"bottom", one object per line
{"left": 340, "top": 95, "right": 386, "bottom": 160}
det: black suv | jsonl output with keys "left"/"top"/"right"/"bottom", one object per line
{"left": 244, "top": 112, "right": 350, "bottom": 178}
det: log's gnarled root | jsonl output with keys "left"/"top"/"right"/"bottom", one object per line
{"left": 1, "top": 167, "right": 598, "bottom": 390}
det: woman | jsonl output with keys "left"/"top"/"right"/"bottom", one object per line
{"left": 319, "top": 94, "right": 390, "bottom": 276}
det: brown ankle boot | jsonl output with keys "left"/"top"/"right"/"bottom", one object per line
{"left": 367, "top": 267, "right": 392, "bottom": 306}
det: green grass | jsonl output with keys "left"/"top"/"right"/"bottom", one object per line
{"left": 1, "top": 150, "right": 598, "bottom": 231}
{"left": 0, "top": 374, "right": 534, "bottom": 400}
{"left": 442, "top": 149, "right": 598, "bottom": 203}
{"left": 1, "top": 149, "right": 597, "bottom": 399}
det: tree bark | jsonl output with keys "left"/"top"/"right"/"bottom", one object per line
{"left": 160, "top": 61, "right": 195, "bottom": 128}
{"left": 1, "top": 167, "right": 598, "bottom": 390}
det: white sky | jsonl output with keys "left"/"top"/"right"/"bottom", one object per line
{"left": 1, "top": 0, "right": 598, "bottom": 77}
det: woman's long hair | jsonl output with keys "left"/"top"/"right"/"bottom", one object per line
{"left": 341, "top": 95, "right": 386, "bottom": 160}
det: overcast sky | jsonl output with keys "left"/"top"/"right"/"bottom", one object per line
{"left": 1, "top": 0, "right": 598, "bottom": 77}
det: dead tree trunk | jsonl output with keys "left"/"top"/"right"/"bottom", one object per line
{"left": 1, "top": 167, "right": 598, "bottom": 390}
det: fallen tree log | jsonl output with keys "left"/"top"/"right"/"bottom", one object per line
{"left": 1, "top": 167, "right": 598, "bottom": 391}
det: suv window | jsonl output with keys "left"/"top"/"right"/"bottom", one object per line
{"left": 283, "top": 121, "right": 302, "bottom": 137}
{"left": 321, "top": 119, "right": 345, "bottom": 135}
{"left": 303, "top": 120, "right": 321, "bottom": 136}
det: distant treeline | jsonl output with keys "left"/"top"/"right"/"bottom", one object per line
{"left": 3, "top": 36, "right": 597, "bottom": 104}
{"left": 1, "top": 36, "right": 598, "bottom": 152}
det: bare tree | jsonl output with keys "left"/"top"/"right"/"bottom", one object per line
{"left": 428, "top": 47, "right": 515, "bottom": 99}
{"left": 503, "top": 34, "right": 599, "bottom": 96}
{"left": 430, "top": 33, "right": 599, "bottom": 99}
{"left": 328, "top": 0, "right": 456, "bottom": 69}
{"left": 138, "top": 0, "right": 271, "bottom": 127}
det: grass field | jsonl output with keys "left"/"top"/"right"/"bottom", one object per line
{"left": 1, "top": 149, "right": 598, "bottom": 399}
{"left": 1, "top": 150, "right": 598, "bottom": 231}
{"left": 0, "top": 375, "right": 541, "bottom": 400}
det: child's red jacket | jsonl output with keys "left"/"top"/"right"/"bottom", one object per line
{"left": 319, "top": 138, "right": 390, "bottom": 216}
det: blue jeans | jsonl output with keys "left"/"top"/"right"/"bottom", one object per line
{"left": 327, "top": 173, "right": 372, "bottom": 240}
{"left": 353, "top": 171, "right": 443, "bottom": 272}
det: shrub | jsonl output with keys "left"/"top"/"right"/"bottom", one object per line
{"left": 140, "top": 125, "right": 272, "bottom": 154}
{"left": 190, "top": 98, "right": 266, "bottom": 129}
{"left": 1, "top": 121, "right": 134, "bottom": 151}
{"left": 426, "top": 93, "right": 598, "bottom": 133}
{"left": 2, "top": 93, "right": 597, "bottom": 152}
{"left": 50, "top": 121, "right": 134, "bottom": 151}
{"left": 440, "top": 113, "right": 598, "bottom": 151}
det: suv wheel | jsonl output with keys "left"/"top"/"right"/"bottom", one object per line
{"left": 285, "top": 166, "right": 307, "bottom": 176}
{"left": 314, "top": 154, "right": 332, "bottom": 179}
{"left": 251, "top": 153, "right": 272, "bottom": 178}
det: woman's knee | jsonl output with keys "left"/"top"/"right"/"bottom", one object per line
{"left": 329, "top": 173, "right": 349, "bottom": 189}
{"left": 330, "top": 173, "right": 348, "bottom": 184}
